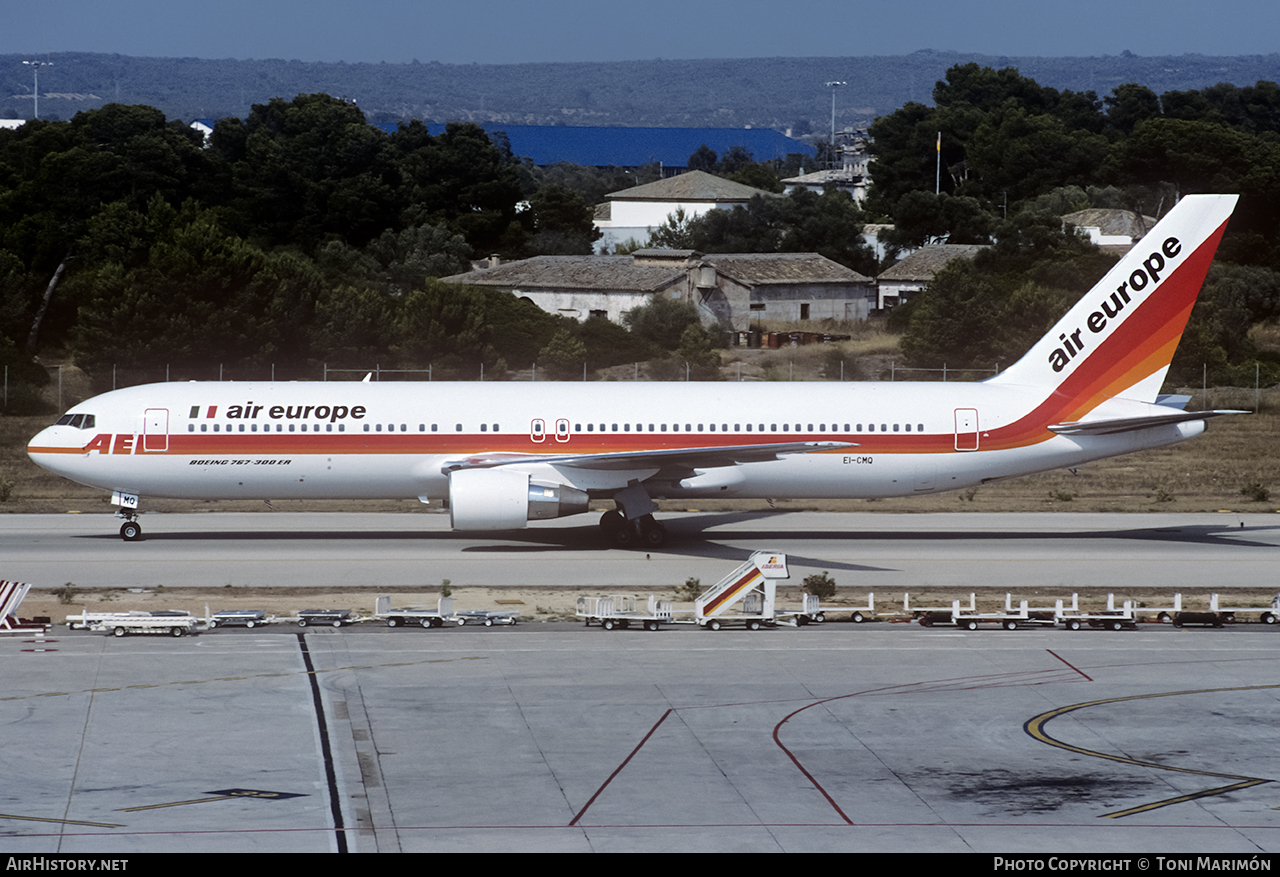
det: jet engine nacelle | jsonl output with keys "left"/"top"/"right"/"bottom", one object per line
{"left": 448, "top": 468, "right": 590, "bottom": 530}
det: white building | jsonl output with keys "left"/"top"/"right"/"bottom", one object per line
{"left": 593, "top": 171, "right": 777, "bottom": 253}
{"left": 444, "top": 249, "right": 874, "bottom": 332}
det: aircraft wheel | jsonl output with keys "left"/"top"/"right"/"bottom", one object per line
{"left": 640, "top": 521, "right": 668, "bottom": 548}
{"left": 120, "top": 521, "right": 142, "bottom": 541}
{"left": 599, "top": 510, "right": 625, "bottom": 532}
{"left": 610, "top": 524, "right": 637, "bottom": 548}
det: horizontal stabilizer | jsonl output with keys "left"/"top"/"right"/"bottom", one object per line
{"left": 1048, "top": 409, "right": 1248, "bottom": 436}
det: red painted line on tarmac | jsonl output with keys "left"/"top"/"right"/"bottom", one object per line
{"left": 568, "top": 661, "right": 1088, "bottom": 829}
{"left": 1046, "top": 649, "right": 1093, "bottom": 681}
{"left": 569, "top": 708, "right": 674, "bottom": 826}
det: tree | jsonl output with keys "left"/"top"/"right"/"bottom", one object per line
{"left": 622, "top": 297, "right": 703, "bottom": 350}
{"left": 521, "top": 185, "right": 601, "bottom": 255}
{"left": 68, "top": 208, "right": 322, "bottom": 372}
{"left": 538, "top": 328, "right": 589, "bottom": 379}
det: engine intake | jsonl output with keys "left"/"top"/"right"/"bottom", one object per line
{"left": 448, "top": 468, "right": 589, "bottom": 530}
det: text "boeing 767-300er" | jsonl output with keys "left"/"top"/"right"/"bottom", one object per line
{"left": 29, "top": 194, "right": 1245, "bottom": 547}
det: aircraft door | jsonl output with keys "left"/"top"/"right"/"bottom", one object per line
{"left": 530, "top": 419, "right": 546, "bottom": 443}
{"left": 143, "top": 408, "right": 169, "bottom": 452}
{"left": 954, "top": 408, "right": 979, "bottom": 451}
{"left": 555, "top": 419, "right": 570, "bottom": 442}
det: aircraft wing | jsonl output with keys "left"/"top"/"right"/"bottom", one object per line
{"left": 1048, "top": 409, "right": 1248, "bottom": 436}
{"left": 441, "top": 441, "right": 854, "bottom": 474}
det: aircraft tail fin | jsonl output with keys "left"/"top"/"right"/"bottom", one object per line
{"left": 989, "top": 194, "right": 1237, "bottom": 412}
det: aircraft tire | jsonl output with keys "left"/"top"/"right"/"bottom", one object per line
{"left": 640, "top": 521, "right": 668, "bottom": 548}
{"left": 120, "top": 521, "right": 142, "bottom": 541}
{"left": 610, "top": 525, "right": 637, "bottom": 548}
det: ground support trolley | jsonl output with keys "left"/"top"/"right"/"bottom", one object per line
{"left": 777, "top": 593, "right": 825, "bottom": 626}
{"left": 89, "top": 612, "right": 200, "bottom": 638}
{"left": 297, "top": 609, "right": 354, "bottom": 628}
{"left": 950, "top": 597, "right": 1037, "bottom": 630}
{"left": 1209, "top": 593, "right": 1280, "bottom": 625}
{"left": 847, "top": 593, "right": 875, "bottom": 623}
{"left": 576, "top": 594, "right": 676, "bottom": 631}
{"left": 207, "top": 609, "right": 271, "bottom": 629}
{"left": 1055, "top": 594, "right": 1138, "bottom": 631}
{"left": 376, "top": 596, "right": 456, "bottom": 628}
{"left": 451, "top": 610, "right": 519, "bottom": 627}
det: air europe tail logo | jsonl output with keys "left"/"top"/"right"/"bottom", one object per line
{"left": 1047, "top": 236, "right": 1183, "bottom": 373}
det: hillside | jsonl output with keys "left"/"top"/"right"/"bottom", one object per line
{"left": 4, "top": 50, "right": 1280, "bottom": 130}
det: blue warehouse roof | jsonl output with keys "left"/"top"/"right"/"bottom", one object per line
{"left": 373, "top": 122, "right": 815, "bottom": 167}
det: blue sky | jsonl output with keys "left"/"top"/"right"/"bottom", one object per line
{"left": 7, "top": 0, "right": 1280, "bottom": 64}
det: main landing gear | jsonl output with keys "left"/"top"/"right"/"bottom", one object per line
{"left": 599, "top": 510, "right": 667, "bottom": 549}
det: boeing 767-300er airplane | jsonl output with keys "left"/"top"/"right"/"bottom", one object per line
{"left": 30, "top": 194, "right": 1244, "bottom": 546}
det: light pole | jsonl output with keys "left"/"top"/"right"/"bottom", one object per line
{"left": 23, "top": 60, "right": 53, "bottom": 120}
{"left": 825, "top": 80, "right": 846, "bottom": 166}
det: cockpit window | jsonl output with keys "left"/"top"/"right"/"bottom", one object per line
{"left": 55, "top": 414, "right": 95, "bottom": 429}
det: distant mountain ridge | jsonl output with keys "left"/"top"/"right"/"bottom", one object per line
{"left": 4, "top": 50, "right": 1279, "bottom": 133}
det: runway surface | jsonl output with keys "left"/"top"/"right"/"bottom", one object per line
{"left": 3, "top": 511, "right": 1279, "bottom": 854}
{"left": 2, "top": 509, "right": 1279, "bottom": 591}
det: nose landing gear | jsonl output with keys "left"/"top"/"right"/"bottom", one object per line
{"left": 116, "top": 510, "right": 143, "bottom": 541}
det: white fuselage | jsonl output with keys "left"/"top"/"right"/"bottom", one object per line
{"left": 27, "top": 379, "right": 1200, "bottom": 507}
